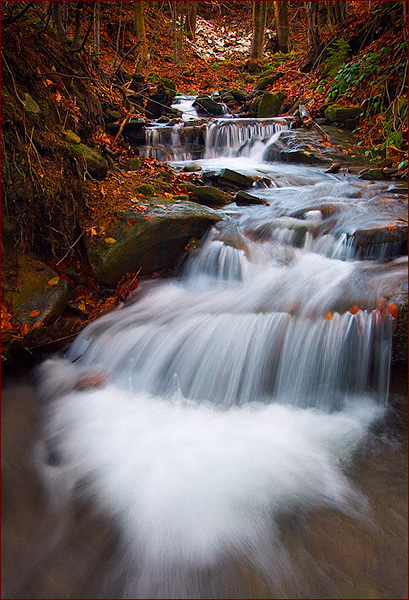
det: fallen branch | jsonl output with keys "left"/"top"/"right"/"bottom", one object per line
{"left": 113, "top": 106, "right": 135, "bottom": 144}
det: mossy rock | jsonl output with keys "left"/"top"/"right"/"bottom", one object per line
{"left": 253, "top": 72, "right": 284, "bottom": 91}
{"left": 126, "top": 157, "right": 142, "bottom": 171}
{"left": 257, "top": 91, "right": 286, "bottom": 118}
{"left": 9, "top": 255, "right": 70, "bottom": 328}
{"left": 23, "top": 93, "right": 40, "bottom": 115}
{"left": 324, "top": 105, "right": 362, "bottom": 122}
{"left": 208, "top": 168, "right": 255, "bottom": 191}
{"left": 193, "top": 94, "right": 226, "bottom": 116}
{"left": 186, "top": 184, "right": 233, "bottom": 207}
{"left": 64, "top": 129, "right": 81, "bottom": 144}
{"left": 87, "top": 202, "right": 223, "bottom": 286}
{"left": 136, "top": 183, "right": 155, "bottom": 195}
{"left": 69, "top": 143, "right": 108, "bottom": 179}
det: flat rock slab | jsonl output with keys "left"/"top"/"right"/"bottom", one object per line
{"left": 87, "top": 201, "right": 223, "bottom": 286}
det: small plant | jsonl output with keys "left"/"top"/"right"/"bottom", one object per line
{"left": 326, "top": 38, "right": 350, "bottom": 78}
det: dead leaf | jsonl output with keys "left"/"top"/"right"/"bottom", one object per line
{"left": 20, "top": 324, "right": 30, "bottom": 335}
{"left": 29, "top": 309, "right": 41, "bottom": 317}
{"left": 48, "top": 277, "right": 60, "bottom": 285}
{"left": 33, "top": 321, "right": 44, "bottom": 329}
{"left": 104, "top": 237, "right": 117, "bottom": 244}
{"left": 388, "top": 303, "right": 399, "bottom": 319}
{"left": 349, "top": 305, "right": 359, "bottom": 315}
{"left": 325, "top": 312, "right": 333, "bottom": 320}
{"left": 55, "top": 90, "right": 62, "bottom": 102}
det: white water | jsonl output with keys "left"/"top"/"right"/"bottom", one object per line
{"left": 35, "top": 116, "right": 407, "bottom": 598}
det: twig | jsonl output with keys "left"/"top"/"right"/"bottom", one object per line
{"left": 1, "top": 51, "right": 25, "bottom": 104}
{"left": 113, "top": 42, "right": 141, "bottom": 78}
{"left": 1, "top": 1, "right": 35, "bottom": 25}
{"left": 56, "top": 232, "right": 84, "bottom": 266}
{"left": 114, "top": 106, "right": 134, "bottom": 144}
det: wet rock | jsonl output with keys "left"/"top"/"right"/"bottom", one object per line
{"left": 290, "top": 204, "right": 339, "bottom": 220}
{"left": 186, "top": 184, "right": 233, "bottom": 207}
{"left": 324, "top": 105, "right": 362, "bottom": 123}
{"left": 230, "top": 88, "right": 249, "bottom": 104}
{"left": 9, "top": 255, "right": 70, "bottom": 328}
{"left": 257, "top": 91, "right": 286, "bottom": 118}
{"left": 358, "top": 168, "right": 388, "bottom": 181}
{"left": 87, "top": 202, "right": 223, "bottom": 286}
{"left": 193, "top": 94, "right": 226, "bottom": 116}
{"left": 263, "top": 127, "right": 370, "bottom": 165}
{"left": 325, "top": 162, "right": 341, "bottom": 173}
{"left": 351, "top": 222, "right": 408, "bottom": 247}
{"left": 392, "top": 300, "right": 408, "bottom": 364}
{"left": 208, "top": 168, "right": 254, "bottom": 191}
{"left": 183, "top": 162, "right": 202, "bottom": 172}
{"left": 235, "top": 191, "right": 266, "bottom": 205}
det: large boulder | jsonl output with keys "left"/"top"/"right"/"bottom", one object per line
{"left": 87, "top": 202, "right": 223, "bottom": 286}
{"left": 186, "top": 184, "right": 233, "bottom": 207}
{"left": 193, "top": 94, "right": 226, "bottom": 116}
{"left": 9, "top": 255, "right": 70, "bottom": 328}
{"left": 263, "top": 126, "right": 371, "bottom": 165}
{"left": 257, "top": 91, "right": 286, "bottom": 118}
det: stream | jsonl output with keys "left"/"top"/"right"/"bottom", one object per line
{"left": 2, "top": 102, "right": 407, "bottom": 599}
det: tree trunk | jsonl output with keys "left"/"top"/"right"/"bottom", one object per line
{"left": 273, "top": 0, "right": 289, "bottom": 53}
{"left": 171, "top": 0, "right": 184, "bottom": 64}
{"left": 306, "top": 1, "right": 320, "bottom": 52}
{"left": 186, "top": 1, "right": 197, "bottom": 40}
{"left": 93, "top": 1, "right": 100, "bottom": 59}
{"left": 250, "top": 0, "right": 268, "bottom": 61}
{"left": 327, "top": 0, "right": 347, "bottom": 25}
{"left": 70, "top": 1, "right": 84, "bottom": 51}
{"left": 133, "top": 1, "right": 148, "bottom": 73}
{"left": 52, "top": 1, "right": 66, "bottom": 45}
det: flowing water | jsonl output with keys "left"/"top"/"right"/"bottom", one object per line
{"left": 2, "top": 112, "right": 407, "bottom": 599}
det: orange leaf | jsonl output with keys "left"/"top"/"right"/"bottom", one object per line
{"left": 29, "top": 309, "right": 41, "bottom": 317}
{"left": 349, "top": 305, "right": 359, "bottom": 315}
{"left": 387, "top": 224, "right": 397, "bottom": 232}
{"left": 55, "top": 90, "right": 62, "bottom": 102}
{"left": 325, "top": 312, "right": 333, "bottom": 320}
{"left": 21, "top": 324, "right": 30, "bottom": 335}
{"left": 104, "top": 237, "right": 117, "bottom": 244}
{"left": 48, "top": 277, "right": 60, "bottom": 285}
{"left": 388, "top": 303, "right": 399, "bottom": 319}
{"left": 143, "top": 215, "right": 152, "bottom": 219}
{"left": 33, "top": 321, "right": 44, "bottom": 329}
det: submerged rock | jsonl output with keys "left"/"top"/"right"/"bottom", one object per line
{"left": 87, "top": 202, "right": 223, "bottom": 286}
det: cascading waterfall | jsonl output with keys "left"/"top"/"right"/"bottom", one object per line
{"left": 35, "top": 106, "right": 407, "bottom": 599}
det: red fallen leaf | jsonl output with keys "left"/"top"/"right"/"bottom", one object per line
{"left": 143, "top": 215, "right": 152, "bottom": 219}
{"left": 325, "top": 312, "right": 333, "bottom": 320}
{"left": 128, "top": 218, "right": 136, "bottom": 226}
{"left": 21, "top": 324, "right": 30, "bottom": 335}
{"left": 388, "top": 303, "right": 399, "bottom": 319}
{"left": 349, "top": 305, "right": 359, "bottom": 314}
{"left": 29, "top": 309, "right": 41, "bottom": 317}
{"left": 387, "top": 224, "right": 397, "bottom": 232}
{"left": 33, "top": 321, "right": 44, "bottom": 329}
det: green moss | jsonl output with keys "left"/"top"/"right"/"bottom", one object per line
{"left": 136, "top": 183, "right": 155, "bottom": 196}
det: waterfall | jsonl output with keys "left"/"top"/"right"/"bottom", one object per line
{"left": 33, "top": 110, "right": 407, "bottom": 599}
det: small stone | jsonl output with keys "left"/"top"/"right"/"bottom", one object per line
{"left": 23, "top": 93, "right": 40, "bottom": 114}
